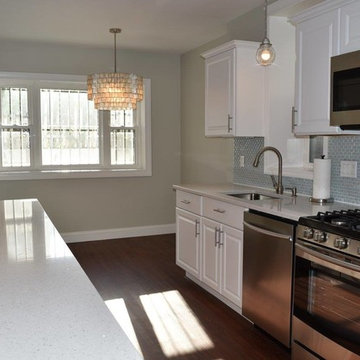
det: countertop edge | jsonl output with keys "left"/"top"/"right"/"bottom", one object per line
{"left": 173, "top": 183, "right": 359, "bottom": 221}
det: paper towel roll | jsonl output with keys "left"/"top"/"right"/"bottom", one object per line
{"left": 312, "top": 158, "right": 331, "bottom": 200}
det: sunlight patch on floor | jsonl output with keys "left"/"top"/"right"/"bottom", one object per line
{"left": 140, "top": 290, "right": 214, "bottom": 357}
{"left": 105, "top": 298, "right": 143, "bottom": 356}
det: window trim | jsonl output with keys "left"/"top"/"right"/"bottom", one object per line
{"left": 0, "top": 72, "right": 152, "bottom": 180}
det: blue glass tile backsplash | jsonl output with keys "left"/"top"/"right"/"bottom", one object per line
{"left": 233, "top": 136, "right": 360, "bottom": 205}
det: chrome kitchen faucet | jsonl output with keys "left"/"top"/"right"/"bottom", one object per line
{"left": 253, "top": 146, "right": 284, "bottom": 194}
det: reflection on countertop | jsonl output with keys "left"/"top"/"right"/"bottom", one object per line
{"left": 0, "top": 199, "right": 143, "bottom": 360}
{"left": 0, "top": 200, "right": 72, "bottom": 262}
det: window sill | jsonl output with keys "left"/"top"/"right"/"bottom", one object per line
{"left": 0, "top": 168, "right": 152, "bottom": 181}
{"left": 264, "top": 166, "right": 313, "bottom": 180}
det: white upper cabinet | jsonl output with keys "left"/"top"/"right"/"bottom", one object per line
{"left": 290, "top": 0, "right": 360, "bottom": 135}
{"left": 201, "top": 40, "right": 265, "bottom": 137}
{"left": 340, "top": 1, "right": 360, "bottom": 53}
{"left": 203, "top": 48, "right": 235, "bottom": 136}
{"left": 292, "top": 8, "right": 341, "bottom": 135}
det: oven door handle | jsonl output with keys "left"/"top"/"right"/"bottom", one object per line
{"left": 296, "top": 242, "right": 360, "bottom": 280}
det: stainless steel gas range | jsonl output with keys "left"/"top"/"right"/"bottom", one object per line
{"left": 293, "top": 210, "right": 360, "bottom": 360}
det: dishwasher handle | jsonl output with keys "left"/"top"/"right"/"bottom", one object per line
{"left": 243, "top": 221, "right": 293, "bottom": 242}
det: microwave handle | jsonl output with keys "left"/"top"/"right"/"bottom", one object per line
{"left": 296, "top": 242, "right": 360, "bottom": 280}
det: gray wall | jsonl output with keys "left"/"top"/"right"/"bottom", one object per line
{"left": 0, "top": 39, "right": 181, "bottom": 233}
{"left": 180, "top": 6, "right": 265, "bottom": 184}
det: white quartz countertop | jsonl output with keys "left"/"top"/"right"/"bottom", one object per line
{"left": 173, "top": 183, "right": 359, "bottom": 221}
{"left": 0, "top": 199, "right": 142, "bottom": 360}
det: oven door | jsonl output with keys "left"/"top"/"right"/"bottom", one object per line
{"left": 293, "top": 240, "right": 360, "bottom": 360}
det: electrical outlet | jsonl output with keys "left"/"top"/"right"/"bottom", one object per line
{"left": 340, "top": 160, "right": 357, "bottom": 178}
{"left": 240, "top": 156, "right": 245, "bottom": 168}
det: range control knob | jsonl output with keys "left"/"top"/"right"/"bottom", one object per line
{"left": 334, "top": 237, "right": 349, "bottom": 250}
{"left": 303, "top": 227, "right": 314, "bottom": 239}
{"left": 313, "top": 230, "right": 327, "bottom": 243}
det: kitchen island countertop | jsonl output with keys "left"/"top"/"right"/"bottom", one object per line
{"left": 173, "top": 183, "right": 359, "bottom": 221}
{"left": 0, "top": 199, "right": 142, "bottom": 360}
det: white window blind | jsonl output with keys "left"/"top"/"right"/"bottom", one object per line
{"left": 0, "top": 87, "right": 31, "bottom": 167}
{"left": 41, "top": 89, "right": 99, "bottom": 166}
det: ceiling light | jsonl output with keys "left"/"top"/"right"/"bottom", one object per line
{"left": 88, "top": 28, "right": 143, "bottom": 110}
{"left": 256, "top": 0, "right": 275, "bottom": 66}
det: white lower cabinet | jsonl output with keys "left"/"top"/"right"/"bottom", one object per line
{"left": 202, "top": 218, "right": 221, "bottom": 292}
{"left": 221, "top": 224, "right": 243, "bottom": 307}
{"left": 201, "top": 218, "right": 243, "bottom": 308}
{"left": 176, "top": 208, "right": 201, "bottom": 279}
{"left": 175, "top": 190, "right": 245, "bottom": 312}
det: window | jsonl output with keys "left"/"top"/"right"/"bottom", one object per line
{"left": 40, "top": 89, "right": 99, "bottom": 166}
{"left": 0, "top": 73, "right": 151, "bottom": 179}
{"left": 0, "top": 87, "right": 31, "bottom": 167}
{"left": 110, "top": 110, "right": 136, "bottom": 165}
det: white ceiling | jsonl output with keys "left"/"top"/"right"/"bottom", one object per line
{"left": 0, "top": 0, "right": 265, "bottom": 54}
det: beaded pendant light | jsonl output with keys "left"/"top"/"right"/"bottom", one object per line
{"left": 88, "top": 28, "right": 143, "bottom": 110}
{"left": 256, "top": 0, "right": 276, "bottom": 66}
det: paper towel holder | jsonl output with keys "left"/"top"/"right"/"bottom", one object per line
{"left": 309, "top": 155, "right": 334, "bottom": 205}
{"left": 309, "top": 197, "right": 334, "bottom": 204}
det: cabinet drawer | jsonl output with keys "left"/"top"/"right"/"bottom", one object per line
{"left": 203, "top": 197, "right": 245, "bottom": 230}
{"left": 176, "top": 190, "right": 202, "bottom": 215}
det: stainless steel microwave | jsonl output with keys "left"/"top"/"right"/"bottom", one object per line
{"left": 330, "top": 49, "right": 360, "bottom": 130}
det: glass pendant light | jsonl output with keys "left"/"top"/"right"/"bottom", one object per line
{"left": 88, "top": 28, "right": 143, "bottom": 110}
{"left": 256, "top": 0, "right": 275, "bottom": 66}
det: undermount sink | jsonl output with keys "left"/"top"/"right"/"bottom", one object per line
{"left": 226, "top": 192, "right": 279, "bottom": 201}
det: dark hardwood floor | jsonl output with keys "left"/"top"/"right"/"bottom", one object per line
{"left": 69, "top": 234, "right": 291, "bottom": 360}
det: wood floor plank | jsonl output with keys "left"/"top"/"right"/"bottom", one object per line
{"left": 69, "top": 234, "right": 291, "bottom": 360}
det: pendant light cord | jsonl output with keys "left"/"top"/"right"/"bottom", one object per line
{"left": 264, "top": 0, "right": 268, "bottom": 40}
{"left": 110, "top": 28, "right": 121, "bottom": 73}
{"left": 114, "top": 31, "right": 117, "bottom": 73}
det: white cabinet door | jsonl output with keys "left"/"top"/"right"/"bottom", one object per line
{"left": 176, "top": 208, "right": 201, "bottom": 279}
{"left": 294, "top": 9, "right": 340, "bottom": 135}
{"left": 220, "top": 225, "right": 243, "bottom": 308}
{"left": 202, "top": 40, "right": 264, "bottom": 138}
{"left": 201, "top": 218, "right": 221, "bottom": 292}
{"left": 204, "top": 49, "right": 235, "bottom": 136}
{"left": 340, "top": 1, "right": 360, "bottom": 54}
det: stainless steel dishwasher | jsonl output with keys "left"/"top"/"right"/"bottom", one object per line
{"left": 243, "top": 211, "right": 296, "bottom": 348}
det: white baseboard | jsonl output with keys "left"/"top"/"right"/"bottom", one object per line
{"left": 61, "top": 223, "right": 175, "bottom": 243}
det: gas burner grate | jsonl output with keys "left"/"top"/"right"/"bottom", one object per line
{"left": 299, "top": 209, "right": 360, "bottom": 239}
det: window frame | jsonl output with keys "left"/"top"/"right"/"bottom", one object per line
{"left": 0, "top": 72, "right": 152, "bottom": 180}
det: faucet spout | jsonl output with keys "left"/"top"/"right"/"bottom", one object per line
{"left": 253, "top": 146, "right": 284, "bottom": 194}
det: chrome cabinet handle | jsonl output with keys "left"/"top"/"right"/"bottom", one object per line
{"left": 218, "top": 230, "right": 224, "bottom": 247}
{"left": 214, "top": 227, "right": 219, "bottom": 247}
{"left": 181, "top": 200, "right": 191, "bottom": 204}
{"left": 227, "top": 114, "right": 233, "bottom": 133}
{"left": 195, "top": 219, "right": 200, "bottom": 237}
{"left": 213, "top": 208, "right": 226, "bottom": 214}
{"left": 291, "top": 106, "right": 298, "bottom": 132}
